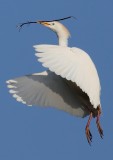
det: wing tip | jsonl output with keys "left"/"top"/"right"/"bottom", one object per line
{"left": 6, "top": 79, "right": 33, "bottom": 107}
{"left": 33, "top": 45, "right": 37, "bottom": 49}
{"left": 11, "top": 93, "right": 32, "bottom": 106}
{"left": 6, "top": 79, "right": 17, "bottom": 84}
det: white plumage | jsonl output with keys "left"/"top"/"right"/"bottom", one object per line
{"left": 34, "top": 45, "right": 101, "bottom": 108}
{"left": 6, "top": 18, "right": 103, "bottom": 144}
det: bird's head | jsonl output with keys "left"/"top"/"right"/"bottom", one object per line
{"left": 38, "top": 21, "right": 71, "bottom": 40}
{"left": 17, "top": 16, "right": 75, "bottom": 46}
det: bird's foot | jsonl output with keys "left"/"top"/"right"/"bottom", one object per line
{"left": 85, "top": 112, "right": 93, "bottom": 145}
{"left": 96, "top": 121, "right": 103, "bottom": 138}
{"left": 85, "top": 126, "right": 92, "bottom": 145}
{"left": 96, "top": 107, "right": 103, "bottom": 139}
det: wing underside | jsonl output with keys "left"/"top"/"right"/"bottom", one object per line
{"left": 7, "top": 70, "right": 89, "bottom": 118}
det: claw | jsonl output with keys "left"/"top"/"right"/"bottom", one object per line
{"left": 96, "top": 107, "right": 104, "bottom": 139}
{"left": 85, "top": 126, "right": 92, "bottom": 145}
{"left": 97, "top": 121, "right": 104, "bottom": 138}
{"left": 85, "top": 112, "right": 93, "bottom": 145}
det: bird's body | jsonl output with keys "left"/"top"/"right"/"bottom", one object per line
{"left": 6, "top": 19, "right": 103, "bottom": 144}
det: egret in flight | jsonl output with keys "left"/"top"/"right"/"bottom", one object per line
{"left": 6, "top": 17, "right": 103, "bottom": 144}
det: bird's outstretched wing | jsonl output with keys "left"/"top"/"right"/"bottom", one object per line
{"left": 6, "top": 70, "right": 88, "bottom": 117}
{"left": 34, "top": 45, "right": 101, "bottom": 108}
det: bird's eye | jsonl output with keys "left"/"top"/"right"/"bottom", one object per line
{"left": 52, "top": 23, "right": 55, "bottom": 25}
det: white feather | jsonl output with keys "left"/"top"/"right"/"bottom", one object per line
{"left": 7, "top": 85, "right": 17, "bottom": 89}
{"left": 34, "top": 45, "right": 101, "bottom": 108}
{"left": 9, "top": 90, "right": 18, "bottom": 94}
{"left": 6, "top": 79, "right": 17, "bottom": 84}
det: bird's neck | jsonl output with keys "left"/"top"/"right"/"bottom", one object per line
{"left": 58, "top": 37, "right": 68, "bottom": 46}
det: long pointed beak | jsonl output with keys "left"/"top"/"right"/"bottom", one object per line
{"left": 37, "top": 21, "right": 50, "bottom": 27}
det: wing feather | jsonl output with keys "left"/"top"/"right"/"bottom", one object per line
{"left": 34, "top": 45, "right": 101, "bottom": 108}
{"left": 6, "top": 71, "right": 88, "bottom": 117}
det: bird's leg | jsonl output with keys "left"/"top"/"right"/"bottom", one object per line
{"left": 85, "top": 112, "right": 93, "bottom": 145}
{"left": 96, "top": 107, "right": 103, "bottom": 138}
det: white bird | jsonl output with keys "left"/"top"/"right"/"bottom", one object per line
{"left": 6, "top": 17, "right": 103, "bottom": 144}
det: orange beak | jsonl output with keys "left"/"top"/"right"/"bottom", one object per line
{"left": 37, "top": 21, "right": 50, "bottom": 27}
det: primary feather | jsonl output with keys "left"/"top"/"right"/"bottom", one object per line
{"left": 6, "top": 70, "right": 89, "bottom": 117}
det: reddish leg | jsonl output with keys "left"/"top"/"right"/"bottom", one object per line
{"left": 96, "top": 109, "right": 103, "bottom": 138}
{"left": 85, "top": 112, "right": 93, "bottom": 145}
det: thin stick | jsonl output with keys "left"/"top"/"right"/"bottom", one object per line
{"left": 17, "top": 16, "right": 76, "bottom": 31}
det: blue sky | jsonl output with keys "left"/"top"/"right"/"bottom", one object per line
{"left": 0, "top": 0, "right": 113, "bottom": 159}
